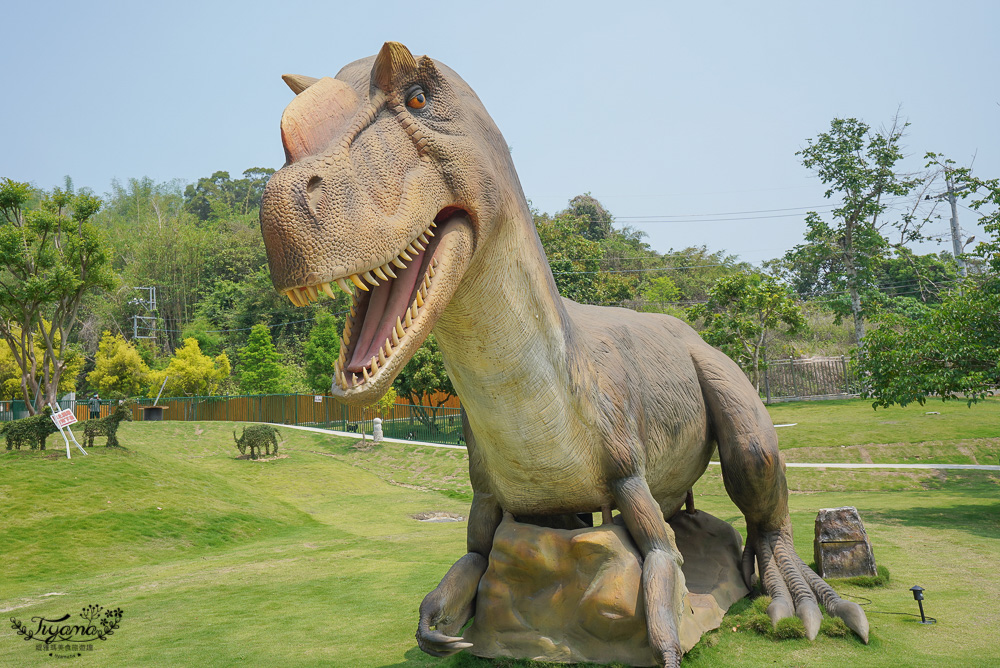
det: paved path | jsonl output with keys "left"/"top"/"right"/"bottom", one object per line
{"left": 278, "top": 423, "right": 1000, "bottom": 469}
{"left": 275, "top": 423, "right": 467, "bottom": 450}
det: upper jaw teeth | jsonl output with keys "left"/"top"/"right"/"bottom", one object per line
{"left": 283, "top": 220, "right": 438, "bottom": 305}
{"left": 333, "top": 255, "right": 440, "bottom": 392}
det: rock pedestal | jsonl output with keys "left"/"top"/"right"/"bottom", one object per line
{"left": 463, "top": 510, "right": 749, "bottom": 666}
{"left": 813, "top": 506, "right": 877, "bottom": 578}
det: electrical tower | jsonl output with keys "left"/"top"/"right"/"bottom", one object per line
{"left": 132, "top": 286, "right": 158, "bottom": 340}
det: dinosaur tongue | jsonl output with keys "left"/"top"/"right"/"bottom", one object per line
{"left": 346, "top": 233, "right": 439, "bottom": 373}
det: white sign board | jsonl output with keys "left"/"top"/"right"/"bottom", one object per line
{"left": 314, "top": 395, "right": 323, "bottom": 403}
{"left": 51, "top": 408, "right": 78, "bottom": 429}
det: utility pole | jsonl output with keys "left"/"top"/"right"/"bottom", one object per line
{"left": 927, "top": 172, "right": 968, "bottom": 278}
{"left": 945, "top": 174, "right": 967, "bottom": 278}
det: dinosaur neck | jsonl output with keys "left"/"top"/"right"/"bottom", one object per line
{"left": 433, "top": 204, "right": 573, "bottom": 420}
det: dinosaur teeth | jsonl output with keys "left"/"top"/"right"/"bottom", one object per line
{"left": 378, "top": 347, "right": 387, "bottom": 366}
{"left": 373, "top": 266, "right": 388, "bottom": 281}
{"left": 338, "top": 343, "right": 346, "bottom": 367}
{"left": 391, "top": 327, "right": 399, "bottom": 346}
{"left": 412, "top": 239, "right": 425, "bottom": 252}
{"left": 392, "top": 257, "right": 407, "bottom": 269}
{"left": 352, "top": 373, "right": 359, "bottom": 388}
{"left": 395, "top": 317, "right": 405, "bottom": 339}
{"left": 285, "top": 291, "right": 298, "bottom": 306}
{"left": 370, "top": 356, "right": 379, "bottom": 374}
{"left": 336, "top": 277, "right": 353, "bottom": 294}
{"left": 306, "top": 285, "right": 319, "bottom": 301}
{"left": 362, "top": 366, "right": 370, "bottom": 382}
{"left": 410, "top": 302, "right": 418, "bottom": 319}
{"left": 361, "top": 271, "right": 378, "bottom": 287}
{"left": 349, "top": 274, "right": 368, "bottom": 291}
{"left": 406, "top": 243, "right": 419, "bottom": 255}
{"left": 399, "top": 249, "right": 413, "bottom": 262}
{"left": 423, "top": 275, "right": 431, "bottom": 290}
{"left": 322, "top": 282, "right": 336, "bottom": 299}
{"left": 429, "top": 220, "right": 437, "bottom": 228}
{"left": 383, "top": 338, "right": 391, "bottom": 357}
{"left": 415, "top": 291, "right": 424, "bottom": 307}
{"left": 428, "top": 264, "right": 435, "bottom": 278}
{"left": 381, "top": 263, "right": 397, "bottom": 278}
{"left": 419, "top": 231, "right": 431, "bottom": 242}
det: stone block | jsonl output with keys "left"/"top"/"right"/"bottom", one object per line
{"left": 813, "top": 506, "right": 877, "bottom": 579}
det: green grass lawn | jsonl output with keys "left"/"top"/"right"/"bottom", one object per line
{"left": 1, "top": 400, "right": 998, "bottom": 667}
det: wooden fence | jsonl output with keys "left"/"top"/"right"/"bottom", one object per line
{"left": 761, "top": 356, "right": 858, "bottom": 403}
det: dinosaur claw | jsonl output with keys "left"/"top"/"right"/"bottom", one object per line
{"left": 837, "top": 600, "right": 870, "bottom": 644}
{"left": 798, "top": 600, "right": 822, "bottom": 640}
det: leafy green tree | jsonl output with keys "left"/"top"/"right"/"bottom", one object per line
{"left": 303, "top": 311, "right": 342, "bottom": 394}
{"left": 562, "top": 193, "right": 614, "bottom": 242}
{"left": 183, "top": 168, "right": 275, "bottom": 221}
{"left": 393, "top": 334, "right": 456, "bottom": 431}
{"left": 785, "top": 117, "right": 925, "bottom": 343}
{"left": 688, "top": 273, "right": 807, "bottom": 391}
{"left": 657, "top": 246, "right": 751, "bottom": 304}
{"left": 149, "top": 338, "right": 231, "bottom": 397}
{"left": 239, "top": 324, "right": 289, "bottom": 394}
{"left": 87, "top": 331, "right": 151, "bottom": 399}
{"left": 181, "top": 316, "right": 224, "bottom": 356}
{"left": 857, "top": 159, "right": 999, "bottom": 407}
{"left": 0, "top": 179, "right": 114, "bottom": 412}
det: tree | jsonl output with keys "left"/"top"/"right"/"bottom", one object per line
{"left": 688, "top": 273, "right": 807, "bottom": 391}
{"left": 238, "top": 324, "right": 289, "bottom": 394}
{"left": 148, "top": 338, "right": 231, "bottom": 397}
{"left": 303, "top": 311, "right": 342, "bottom": 394}
{"left": 183, "top": 168, "right": 276, "bottom": 222}
{"left": 562, "top": 193, "right": 614, "bottom": 242}
{"left": 786, "top": 117, "right": 926, "bottom": 343}
{"left": 392, "top": 334, "right": 456, "bottom": 431}
{"left": 87, "top": 331, "right": 151, "bottom": 399}
{"left": 0, "top": 179, "right": 115, "bottom": 413}
{"left": 856, "top": 158, "right": 999, "bottom": 407}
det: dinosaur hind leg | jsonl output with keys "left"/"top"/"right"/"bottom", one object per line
{"left": 691, "top": 347, "right": 868, "bottom": 643}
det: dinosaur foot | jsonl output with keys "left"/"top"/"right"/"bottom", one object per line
{"left": 415, "top": 552, "right": 486, "bottom": 657}
{"left": 746, "top": 524, "right": 869, "bottom": 644}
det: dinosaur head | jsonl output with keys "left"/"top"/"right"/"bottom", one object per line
{"left": 261, "top": 42, "right": 519, "bottom": 406}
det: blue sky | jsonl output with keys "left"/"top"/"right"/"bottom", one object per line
{"left": 2, "top": 0, "right": 996, "bottom": 265}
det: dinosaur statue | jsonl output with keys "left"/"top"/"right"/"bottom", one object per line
{"left": 234, "top": 424, "right": 280, "bottom": 459}
{"left": 82, "top": 402, "right": 133, "bottom": 448}
{"left": 259, "top": 42, "right": 869, "bottom": 666}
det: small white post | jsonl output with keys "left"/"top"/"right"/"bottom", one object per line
{"left": 373, "top": 417, "right": 383, "bottom": 443}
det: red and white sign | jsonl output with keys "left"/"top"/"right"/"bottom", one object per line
{"left": 51, "top": 408, "right": 78, "bottom": 429}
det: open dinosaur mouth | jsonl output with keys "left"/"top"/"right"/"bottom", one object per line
{"left": 281, "top": 210, "right": 471, "bottom": 395}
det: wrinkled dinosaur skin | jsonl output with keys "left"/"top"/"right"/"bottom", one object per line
{"left": 259, "top": 42, "right": 868, "bottom": 666}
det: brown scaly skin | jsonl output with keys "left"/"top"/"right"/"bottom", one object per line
{"left": 260, "top": 42, "right": 869, "bottom": 665}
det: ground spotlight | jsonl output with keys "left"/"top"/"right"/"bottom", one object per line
{"left": 910, "top": 585, "right": 935, "bottom": 624}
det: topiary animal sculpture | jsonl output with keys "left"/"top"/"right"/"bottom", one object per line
{"left": 234, "top": 424, "right": 280, "bottom": 460}
{"left": 1, "top": 407, "right": 58, "bottom": 450}
{"left": 82, "top": 402, "right": 133, "bottom": 448}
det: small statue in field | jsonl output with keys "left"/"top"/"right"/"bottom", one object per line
{"left": 83, "top": 402, "right": 133, "bottom": 447}
{"left": 1, "top": 407, "right": 58, "bottom": 450}
{"left": 234, "top": 425, "right": 280, "bottom": 460}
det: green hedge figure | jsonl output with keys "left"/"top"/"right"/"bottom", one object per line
{"left": 234, "top": 425, "right": 280, "bottom": 460}
{"left": 1, "top": 407, "right": 58, "bottom": 450}
{"left": 82, "top": 402, "right": 133, "bottom": 448}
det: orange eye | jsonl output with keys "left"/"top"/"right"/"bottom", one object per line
{"left": 407, "top": 90, "right": 427, "bottom": 109}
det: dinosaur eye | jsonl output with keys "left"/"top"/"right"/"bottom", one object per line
{"left": 406, "top": 87, "right": 427, "bottom": 109}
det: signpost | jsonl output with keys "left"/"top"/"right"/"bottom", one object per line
{"left": 49, "top": 404, "right": 87, "bottom": 459}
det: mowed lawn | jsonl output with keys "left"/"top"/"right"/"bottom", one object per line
{"left": 0, "top": 398, "right": 997, "bottom": 667}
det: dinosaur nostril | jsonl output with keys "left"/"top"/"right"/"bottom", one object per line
{"left": 306, "top": 176, "right": 323, "bottom": 214}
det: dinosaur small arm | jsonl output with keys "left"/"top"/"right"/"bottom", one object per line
{"left": 259, "top": 42, "right": 868, "bottom": 666}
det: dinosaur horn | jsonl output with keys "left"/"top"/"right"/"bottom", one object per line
{"left": 282, "top": 74, "right": 320, "bottom": 95}
{"left": 280, "top": 77, "right": 361, "bottom": 163}
{"left": 372, "top": 41, "right": 417, "bottom": 91}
